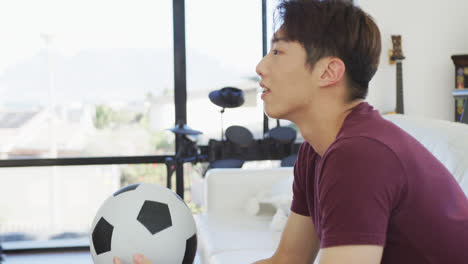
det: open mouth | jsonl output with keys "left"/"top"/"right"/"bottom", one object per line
{"left": 261, "top": 87, "right": 271, "bottom": 99}
{"left": 259, "top": 83, "right": 271, "bottom": 99}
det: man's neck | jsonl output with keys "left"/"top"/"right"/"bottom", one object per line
{"left": 296, "top": 100, "right": 363, "bottom": 156}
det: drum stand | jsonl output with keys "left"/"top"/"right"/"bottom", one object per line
{"left": 165, "top": 123, "right": 206, "bottom": 189}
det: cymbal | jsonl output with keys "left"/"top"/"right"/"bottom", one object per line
{"left": 168, "top": 124, "right": 202, "bottom": 135}
{"left": 209, "top": 87, "right": 245, "bottom": 108}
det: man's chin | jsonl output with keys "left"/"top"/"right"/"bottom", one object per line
{"left": 264, "top": 109, "right": 284, "bottom": 120}
{"left": 264, "top": 103, "right": 291, "bottom": 119}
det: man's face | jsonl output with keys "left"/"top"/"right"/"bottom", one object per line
{"left": 256, "top": 31, "right": 319, "bottom": 121}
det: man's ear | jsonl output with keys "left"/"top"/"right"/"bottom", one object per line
{"left": 318, "top": 57, "right": 346, "bottom": 87}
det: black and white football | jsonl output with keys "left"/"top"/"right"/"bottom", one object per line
{"left": 89, "top": 183, "right": 197, "bottom": 264}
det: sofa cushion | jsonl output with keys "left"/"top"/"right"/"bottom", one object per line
{"left": 264, "top": 175, "right": 294, "bottom": 215}
{"left": 194, "top": 213, "right": 281, "bottom": 264}
{"left": 245, "top": 175, "right": 293, "bottom": 217}
{"left": 204, "top": 168, "right": 293, "bottom": 214}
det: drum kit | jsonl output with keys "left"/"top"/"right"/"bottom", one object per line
{"left": 164, "top": 86, "right": 299, "bottom": 180}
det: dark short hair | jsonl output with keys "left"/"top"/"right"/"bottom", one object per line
{"left": 274, "top": 0, "right": 381, "bottom": 100}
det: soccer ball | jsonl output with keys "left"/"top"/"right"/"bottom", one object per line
{"left": 89, "top": 183, "right": 197, "bottom": 264}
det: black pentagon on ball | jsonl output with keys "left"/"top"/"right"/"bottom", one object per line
{"left": 182, "top": 234, "right": 197, "bottom": 264}
{"left": 92, "top": 217, "right": 114, "bottom": 255}
{"left": 137, "top": 200, "right": 172, "bottom": 235}
{"left": 113, "top": 183, "right": 140, "bottom": 197}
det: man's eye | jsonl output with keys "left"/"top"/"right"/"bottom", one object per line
{"left": 272, "top": 49, "right": 279, "bottom": 55}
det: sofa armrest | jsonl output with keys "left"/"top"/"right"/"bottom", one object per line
{"left": 204, "top": 167, "right": 294, "bottom": 214}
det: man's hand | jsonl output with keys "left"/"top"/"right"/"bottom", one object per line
{"left": 113, "top": 254, "right": 151, "bottom": 264}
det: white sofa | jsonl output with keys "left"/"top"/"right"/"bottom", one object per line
{"left": 193, "top": 114, "right": 468, "bottom": 264}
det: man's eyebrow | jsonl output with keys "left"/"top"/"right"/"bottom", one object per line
{"left": 271, "top": 36, "right": 288, "bottom": 44}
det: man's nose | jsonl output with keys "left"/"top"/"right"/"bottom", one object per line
{"left": 255, "top": 57, "right": 266, "bottom": 78}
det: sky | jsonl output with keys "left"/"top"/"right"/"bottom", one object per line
{"left": 0, "top": 0, "right": 173, "bottom": 72}
{"left": 0, "top": 0, "right": 270, "bottom": 75}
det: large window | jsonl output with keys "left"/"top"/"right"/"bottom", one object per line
{"left": 0, "top": 0, "right": 175, "bottom": 245}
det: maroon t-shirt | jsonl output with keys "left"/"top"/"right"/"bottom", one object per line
{"left": 291, "top": 102, "right": 468, "bottom": 263}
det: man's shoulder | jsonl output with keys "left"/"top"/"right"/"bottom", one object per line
{"left": 330, "top": 136, "right": 396, "bottom": 157}
{"left": 341, "top": 109, "right": 406, "bottom": 140}
{"left": 338, "top": 111, "right": 418, "bottom": 159}
{"left": 320, "top": 136, "right": 407, "bottom": 193}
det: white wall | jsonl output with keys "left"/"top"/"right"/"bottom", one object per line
{"left": 358, "top": 0, "right": 468, "bottom": 120}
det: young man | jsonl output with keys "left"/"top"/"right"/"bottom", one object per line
{"left": 253, "top": 0, "right": 468, "bottom": 264}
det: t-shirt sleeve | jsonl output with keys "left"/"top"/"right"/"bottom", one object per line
{"left": 290, "top": 142, "right": 311, "bottom": 216}
{"left": 318, "top": 137, "right": 405, "bottom": 248}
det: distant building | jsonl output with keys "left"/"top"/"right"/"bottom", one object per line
{"left": 0, "top": 104, "right": 94, "bottom": 159}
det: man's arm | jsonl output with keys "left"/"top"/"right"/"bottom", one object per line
{"left": 253, "top": 211, "right": 320, "bottom": 264}
{"left": 318, "top": 245, "right": 383, "bottom": 264}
